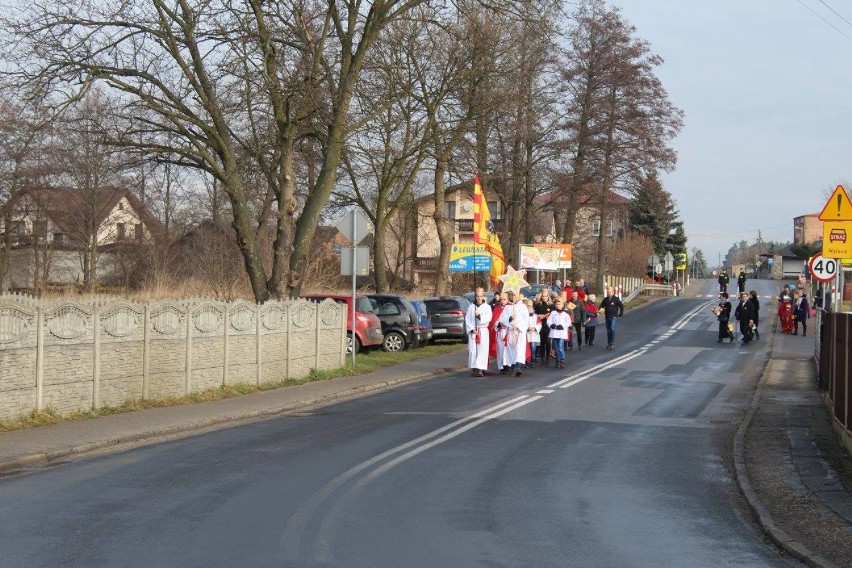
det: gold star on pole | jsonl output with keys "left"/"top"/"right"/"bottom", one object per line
{"left": 498, "top": 265, "right": 529, "bottom": 295}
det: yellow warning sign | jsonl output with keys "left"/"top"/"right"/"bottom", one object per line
{"left": 818, "top": 185, "right": 852, "bottom": 221}
{"left": 823, "top": 221, "right": 852, "bottom": 259}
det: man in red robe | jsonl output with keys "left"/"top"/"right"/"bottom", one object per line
{"left": 488, "top": 292, "right": 503, "bottom": 369}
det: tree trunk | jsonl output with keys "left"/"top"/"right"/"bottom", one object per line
{"left": 432, "top": 159, "right": 453, "bottom": 296}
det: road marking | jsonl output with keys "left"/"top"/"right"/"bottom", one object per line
{"left": 536, "top": 389, "right": 555, "bottom": 394}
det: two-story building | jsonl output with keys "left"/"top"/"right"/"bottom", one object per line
{"left": 793, "top": 212, "right": 823, "bottom": 245}
{"left": 1, "top": 186, "right": 161, "bottom": 291}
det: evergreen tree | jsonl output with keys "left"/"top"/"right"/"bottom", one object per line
{"left": 629, "top": 172, "right": 678, "bottom": 255}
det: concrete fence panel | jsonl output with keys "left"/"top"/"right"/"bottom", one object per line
{"left": 0, "top": 295, "right": 346, "bottom": 420}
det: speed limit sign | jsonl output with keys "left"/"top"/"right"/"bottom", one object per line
{"left": 809, "top": 253, "right": 838, "bottom": 283}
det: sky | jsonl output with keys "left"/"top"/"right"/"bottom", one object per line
{"left": 613, "top": 0, "right": 852, "bottom": 267}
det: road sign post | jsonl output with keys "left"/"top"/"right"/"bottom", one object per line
{"left": 809, "top": 253, "right": 838, "bottom": 283}
{"left": 336, "top": 210, "right": 373, "bottom": 366}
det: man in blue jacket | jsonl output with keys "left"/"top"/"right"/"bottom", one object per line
{"left": 599, "top": 287, "right": 624, "bottom": 350}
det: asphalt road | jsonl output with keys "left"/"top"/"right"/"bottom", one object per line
{"left": 0, "top": 279, "right": 804, "bottom": 567}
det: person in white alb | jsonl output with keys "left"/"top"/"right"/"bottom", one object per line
{"left": 465, "top": 288, "right": 492, "bottom": 377}
{"left": 525, "top": 299, "right": 542, "bottom": 366}
{"left": 496, "top": 291, "right": 529, "bottom": 377}
{"left": 547, "top": 298, "right": 572, "bottom": 369}
{"left": 494, "top": 293, "right": 512, "bottom": 374}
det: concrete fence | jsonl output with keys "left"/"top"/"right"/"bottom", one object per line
{"left": 0, "top": 294, "right": 346, "bottom": 420}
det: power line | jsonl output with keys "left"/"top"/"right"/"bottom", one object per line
{"left": 796, "top": 0, "right": 852, "bottom": 41}
{"left": 816, "top": 0, "right": 852, "bottom": 29}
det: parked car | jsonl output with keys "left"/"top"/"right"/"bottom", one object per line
{"left": 409, "top": 299, "right": 434, "bottom": 348}
{"left": 520, "top": 283, "right": 551, "bottom": 299}
{"left": 424, "top": 296, "right": 471, "bottom": 342}
{"left": 462, "top": 291, "right": 495, "bottom": 304}
{"left": 301, "top": 294, "right": 384, "bottom": 354}
{"left": 366, "top": 294, "right": 419, "bottom": 352}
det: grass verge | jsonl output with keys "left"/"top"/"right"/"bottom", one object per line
{"left": 0, "top": 341, "right": 465, "bottom": 433}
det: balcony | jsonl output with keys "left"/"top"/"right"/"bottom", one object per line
{"left": 454, "top": 219, "right": 503, "bottom": 233}
{"left": 413, "top": 257, "right": 439, "bottom": 270}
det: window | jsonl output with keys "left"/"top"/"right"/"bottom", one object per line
{"left": 118, "top": 201, "right": 124, "bottom": 210}
{"left": 443, "top": 201, "right": 456, "bottom": 220}
{"left": 10, "top": 221, "right": 26, "bottom": 236}
{"left": 487, "top": 201, "right": 501, "bottom": 219}
{"left": 116, "top": 223, "right": 126, "bottom": 240}
{"left": 33, "top": 221, "right": 47, "bottom": 239}
{"left": 53, "top": 232, "right": 64, "bottom": 245}
{"left": 592, "top": 219, "right": 614, "bottom": 237}
{"left": 135, "top": 223, "right": 143, "bottom": 240}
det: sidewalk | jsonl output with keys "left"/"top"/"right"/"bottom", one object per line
{"left": 2, "top": 314, "right": 851, "bottom": 567}
{"left": 738, "top": 328, "right": 852, "bottom": 568}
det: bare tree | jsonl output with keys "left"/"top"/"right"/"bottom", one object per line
{"left": 2, "top": 0, "right": 433, "bottom": 301}
{"left": 337, "top": 10, "right": 433, "bottom": 292}
{"left": 0, "top": 95, "right": 55, "bottom": 289}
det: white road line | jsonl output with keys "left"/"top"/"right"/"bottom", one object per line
{"left": 546, "top": 347, "right": 650, "bottom": 389}
{"left": 558, "top": 351, "right": 645, "bottom": 389}
{"left": 363, "top": 396, "right": 544, "bottom": 481}
{"left": 536, "top": 389, "right": 555, "bottom": 394}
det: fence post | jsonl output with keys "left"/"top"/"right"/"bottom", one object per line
{"left": 286, "top": 301, "right": 292, "bottom": 380}
{"left": 36, "top": 305, "right": 44, "bottom": 412}
{"left": 92, "top": 303, "right": 100, "bottom": 410}
{"left": 185, "top": 302, "right": 193, "bottom": 395}
{"left": 256, "top": 303, "right": 262, "bottom": 386}
{"left": 341, "top": 303, "right": 346, "bottom": 367}
{"left": 315, "top": 302, "right": 321, "bottom": 370}
{"left": 846, "top": 315, "right": 850, "bottom": 432}
{"left": 142, "top": 305, "right": 150, "bottom": 400}
{"left": 223, "top": 303, "right": 229, "bottom": 387}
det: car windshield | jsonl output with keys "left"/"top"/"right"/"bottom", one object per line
{"left": 425, "top": 299, "right": 461, "bottom": 313}
{"left": 354, "top": 297, "right": 375, "bottom": 313}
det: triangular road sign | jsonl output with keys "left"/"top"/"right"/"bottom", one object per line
{"left": 818, "top": 185, "right": 852, "bottom": 221}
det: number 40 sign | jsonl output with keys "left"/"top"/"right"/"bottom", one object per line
{"left": 809, "top": 253, "right": 838, "bottom": 283}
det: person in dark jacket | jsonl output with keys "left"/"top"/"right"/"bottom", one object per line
{"left": 734, "top": 291, "right": 755, "bottom": 344}
{"left": 718, "top": 271, "right": 729, "bottom": 294}
{"left": 737, "top": 270, "right": 747, "bottom": 294}
{"left": 534, "top": 289, "right": 554, "bottom": 365}
{"left": 568, "top": 290, "right": 586, "bottom": 351}
{"left": 599, "top": 288, "right": 624, "bottom": 350}
{"left": 715, "top": 292, "right": 734, "bottom": 343}
{"left": 794, "top": 292, "right": 810, "bottom": 337}
{"left": 748, "top": 290, "right": 760, "bottom": 340}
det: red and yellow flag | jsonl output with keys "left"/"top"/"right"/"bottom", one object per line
{"left": 472, "top": 174, "right": 506, "bottom": 289}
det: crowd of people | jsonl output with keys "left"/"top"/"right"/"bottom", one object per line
{"left": 464, "top": 280, "right": 624, "bottom": 377}
{"left": 713, "top": 276, "right": 812, "bottom": 345}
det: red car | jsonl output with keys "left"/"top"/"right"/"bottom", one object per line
{"left": 301, "top": 294, "right": 384, "bottom": 354}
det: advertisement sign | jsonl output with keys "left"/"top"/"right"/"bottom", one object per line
{"left": 449, "top": 244, "right": 492, "bottom": 272}
{"left": 520, "top": 244, "right": 572, "bottom": 270}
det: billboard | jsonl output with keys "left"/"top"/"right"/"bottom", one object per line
{"left": 519, "top": 244, "right": 572, "bottom": 270}
{"left": 449, "top": 244, "right": 492, "bottom": 272}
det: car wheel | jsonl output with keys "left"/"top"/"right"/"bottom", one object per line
{"left": 347, "top": 332, "right": 361, "bottom": 355}
{"left": 382, "top": 331, "right": 405, "bottom": 352}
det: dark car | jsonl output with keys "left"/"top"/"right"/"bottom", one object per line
{"left": 367, "top": 294, "right": 419, "bottom": 352}
{"left": 519, "top": 283, "right": 551, "bottom": 299}
{"left": 462, "top": 291, "right": 495, "bottom": 305}
{"left": 301, "top": 294, "right": 384, "bottom": 354}
{"left": 424, "top": 296, "right": 471, "bottom": 342}
{"left": 409, "top": 299, "right": 434, "bottom": 347}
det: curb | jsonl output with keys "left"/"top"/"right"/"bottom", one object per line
{"left": 733, "top": 335, "right": 840, "bottom": 568}
{"left": 0, "top": 362, "right": 468, "bottom": 476}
